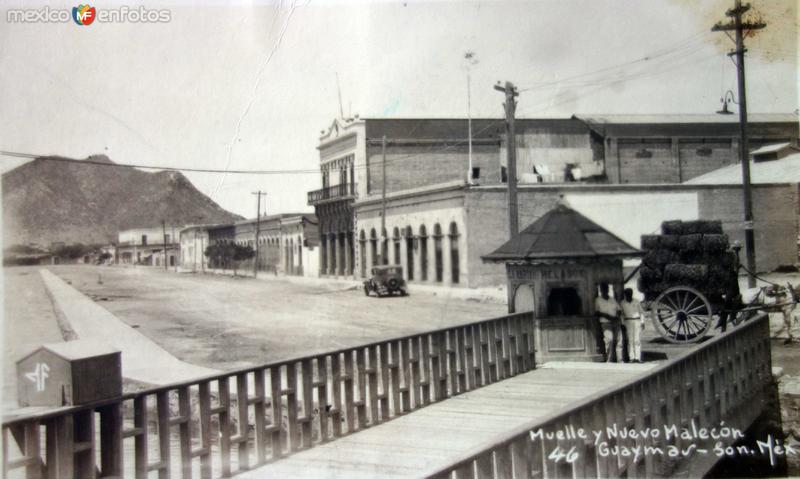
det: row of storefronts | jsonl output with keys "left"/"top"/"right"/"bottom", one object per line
{"left": 116, "top": 214, "right": 318, "bottom": 278}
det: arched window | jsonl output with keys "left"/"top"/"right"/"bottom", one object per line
{"left": 297, "top": 235, "right": 303, "bottom": 268}
{"left": 329, "top": 233, "right": 337, "bottom": 274}
{"left": 370, "top": 228, "right": 378, "bottom": 269}
{"left": 404, "top": 225, "right": 414, "bottom": 280}
{"left": 392, "top": 227, "right": 401, "bottom": 266}
{"left": 381, "top": 227, "right": 389, "bottom": 265}
{"left": 449, "top": 222, "right": 460, "bottom": 284}
{"left": 433, "top": 224, "right": 443, "bottom": 282}
{"left": 288, "top": 238, "right": 294, "bottom": 274}
{"left": 419, "top": 225, "right": 428, "bottom": 281}
{"left": 359, "top": 230, "right": 367, "bottom": 278}
{"left": 320, "top": 235, "right": 327, "bottom": 273}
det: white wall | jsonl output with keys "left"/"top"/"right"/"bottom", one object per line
{"left": 564, "top": 192, "right": 700, "bottom": 248}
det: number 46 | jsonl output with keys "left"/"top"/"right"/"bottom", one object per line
{"left": 548, "top": 445, "right": 579, "bottom": 464}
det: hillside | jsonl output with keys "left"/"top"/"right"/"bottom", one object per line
{"left": 2, "top": 155, "right": 243, "bottom": 247}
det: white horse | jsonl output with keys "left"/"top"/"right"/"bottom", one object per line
{"left": 741, "top": 283, "right": 799, "bottom": 343}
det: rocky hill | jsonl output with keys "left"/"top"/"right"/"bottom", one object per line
{"left": 2, "top": 155, "right": 243, "bottom": 247}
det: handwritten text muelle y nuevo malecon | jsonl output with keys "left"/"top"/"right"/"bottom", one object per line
{"left": 530, "top": 421, "right": 795, "bottom": 467}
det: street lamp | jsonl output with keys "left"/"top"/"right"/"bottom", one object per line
{"left": 716, "top": 90, "right": 736, "bottom": 115}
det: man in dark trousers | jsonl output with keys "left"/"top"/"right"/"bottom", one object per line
{"left": 595, "top": 282, "right": 622, "bottom": 362}
{"left": 716, "top": 273, "right": 742, "bottom": 333}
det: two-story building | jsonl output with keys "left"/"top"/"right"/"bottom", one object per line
{"left": 308, "top": 114, "right": 799, "bottom": 287}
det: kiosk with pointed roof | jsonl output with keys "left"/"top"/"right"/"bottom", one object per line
{"left": 483, "top": 202, "right": 642, "bottom": 363}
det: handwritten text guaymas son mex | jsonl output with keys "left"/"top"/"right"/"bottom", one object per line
{"left": 527, "top": 421, "right": 796, "bottom": 466}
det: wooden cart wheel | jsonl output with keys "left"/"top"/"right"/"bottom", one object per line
{"left": 650, "top": 286, "right": 713, "bottom": 343}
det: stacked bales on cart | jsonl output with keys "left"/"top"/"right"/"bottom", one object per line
{"left": 661, "top": 220, "right": 724, "bottom": 235}
{"left": 639, "top": 220, "right": 735, "bottom": 301}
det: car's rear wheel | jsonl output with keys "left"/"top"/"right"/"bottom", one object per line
{"left": 387, "top": 278, "right": 399, "bottom": 290}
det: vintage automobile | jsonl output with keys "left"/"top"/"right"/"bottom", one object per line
{"left": 363, "top": 265, "right": 409, "bottom": 297}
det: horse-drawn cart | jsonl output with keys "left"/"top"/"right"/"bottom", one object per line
{"left": 637, "top": 220, "right": 798, "bottom": 344}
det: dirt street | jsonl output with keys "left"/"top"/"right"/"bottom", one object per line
{"left": 6, "top": 265, "right": 506, "bottom": 373}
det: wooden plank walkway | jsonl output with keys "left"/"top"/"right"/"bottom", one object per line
{"left": 239, "top": 362, "right": 657, "bottom": 479}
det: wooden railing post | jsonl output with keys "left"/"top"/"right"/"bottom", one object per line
{"left": 198, "top": 381, "right": 213, "bottom": 479}
{"left": 253, "top": 369, "right": 267, "bottom": 464}
{"left": 356, "top": 349, "right": 368, "bottom": 427}
{"left": 330, "top": 355, "right": 343, "bottom": 438}
{"left": 300, "top": 359, "right": 314, "bottom": 448}
{"left": 73, "top": 409, "right": 96, "bottom": 479}
{"left": 268, "top": 367, "right": 284, "bottom": 458}
{"left": 236, "top": 373, "right": 250, "bottom": 469}
{"left": 218, "top": 378, "right": 232, "bottom": 477}
{"left": 400, "top": 339, "right": 411, "bottom": 412}
{"left": 389, "top": 341, "right": 401, "bottom": 417}
{"left": 99, "top": 404, "right": 123, "bottom": 478}
{"left": 367, "top": 346, "right": 380, "bottom": 425}
{"left": 430, "top": 333, "right": 442, "bottom": 402}
{"left": 155, "top": 391, "right": 171, "bottom": 479}
{"left": 285, "top": 363, "right": 299, "bottom": 450}
{"left": 420, "top": 337, "right": 431, "bottom": 405}
{"left": 379, "top": 343, "right": 390, "bottom": 421}
{"left": 315, "top": 358, "right": 330, "bottom": 443}
{"left": 343, "top": 352, "right": 355, "bottom": 433}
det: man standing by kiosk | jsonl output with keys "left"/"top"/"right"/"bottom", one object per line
{"left": 595, "top": 282, "right": 621, "bottom": 362}
{"left": 621, "top": 288, "right": 646, "bottom": 363}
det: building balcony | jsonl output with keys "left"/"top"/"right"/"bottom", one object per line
{"left": 307, "top": 183, "right": 357, "bottom": 205}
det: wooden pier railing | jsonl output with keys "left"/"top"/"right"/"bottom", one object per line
{"left": 426, "top": 313, "right": 773, "bottom": 479}
{"left": 2, "top": 312, "right": 535, "bottom": 478}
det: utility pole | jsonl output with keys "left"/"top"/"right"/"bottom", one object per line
{"left": 252, "top": 191, "right": 267, "bottom": 278}
{"left": 161, "top": 220, "right": 168, "bottom": 271}
{"left": 712, "top": 0, "right": 765, "bottom": 288}
{"left": 494, "top": 81, "right": 519, "bottom": 237}
{"left": 172, "top": 224, "right": 177, "bottom": 272}
{"left": 465, "top": 52, "right": 478, "bottom": 185}
{"left": 381, "top": 135, "right": 387, "bottom": 265}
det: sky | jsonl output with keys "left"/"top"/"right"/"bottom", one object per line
{"left": 0, "top": 0, "right": 797, "bottom": 218}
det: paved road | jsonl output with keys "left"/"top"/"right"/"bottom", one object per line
{"left": 29, "top": 265, "right": 507, "bottom": 372}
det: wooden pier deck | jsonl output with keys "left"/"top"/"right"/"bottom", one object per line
{"left": 2, "top": 313, "right": 772, "bottom": 479}
{"left": 239, "top": 363, "right": 654, "bottom": 479}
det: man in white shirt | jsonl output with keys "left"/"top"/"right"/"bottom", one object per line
{"left": 620, "top": 288, "right": 646, "bottom": 363}
{"left": 595, "top": 282, "right": 621, "bottom": 363}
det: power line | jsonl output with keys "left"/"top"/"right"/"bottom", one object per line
{"left": 518, "top": 31, "right": 712, "bottom": 92}
{"left": 0, "top": 151, "right": 321, "bottom": 175}
{"left": 520, "top": 50, "right": 720, "bottom": 114}
{"left": 2, "top": 118, "right": 507, "bottom": 179}
{"left": 521, "top": 38, "right": 713, "bottom": 94}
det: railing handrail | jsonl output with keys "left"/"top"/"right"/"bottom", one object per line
{"left": 1, "top": 310, "right": 531, "bottom": 426}
{"left": 307, "top": 182, "right": 357, "bottom": 203}
{"left": 423, "top": 313, "right": 770, "bottom": 478}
